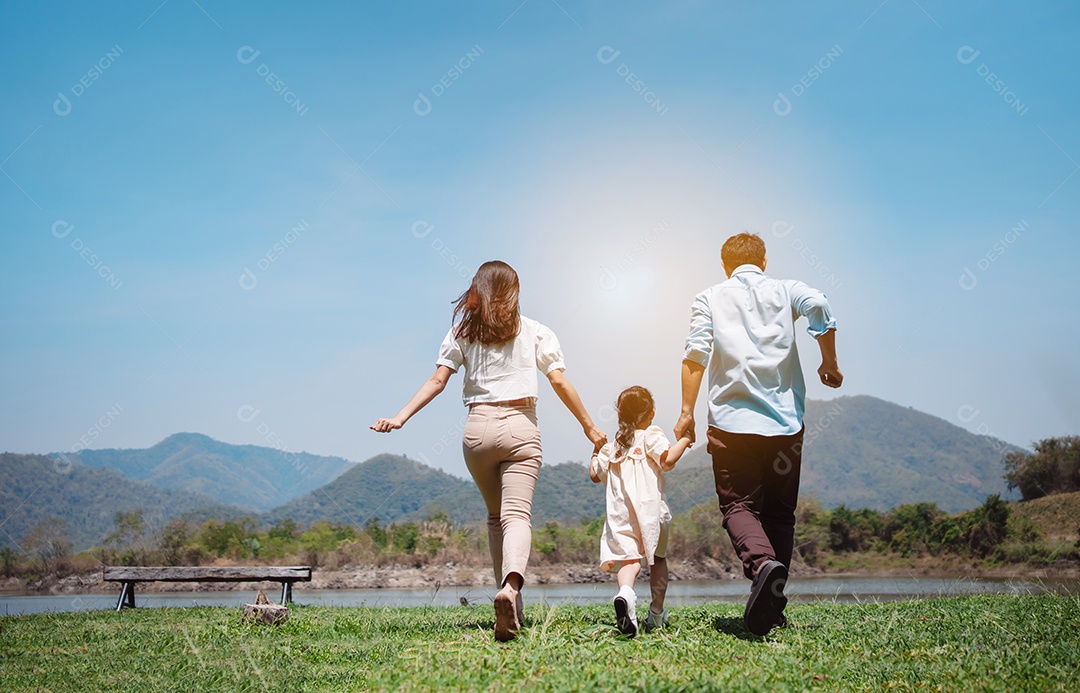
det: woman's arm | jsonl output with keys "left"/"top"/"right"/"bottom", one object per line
{"left": 546, "top": 369, "right": 607, "bottom": 449}
{"left": 370, "top": 365, "right": 455, "bottom": 432}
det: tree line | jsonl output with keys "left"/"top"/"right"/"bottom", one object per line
{"left": 7, "top": 436, "right": 1078, "bottom": 582}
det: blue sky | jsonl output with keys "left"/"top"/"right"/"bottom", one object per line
{"left": 2, "top": 1, "right": 1077, "bottom": 479}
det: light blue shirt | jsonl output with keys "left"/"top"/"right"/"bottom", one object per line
{"left": 683, "top": 265, "right": 836, "bottom": 436}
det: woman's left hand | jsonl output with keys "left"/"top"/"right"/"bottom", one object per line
{"left": 370, "top": 417, "right": 404, "bottom": 433}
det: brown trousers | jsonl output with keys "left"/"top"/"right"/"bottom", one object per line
{"left": 462, "top": 403, "right": 543, "bottom": 587}
{"left": 707, "top": 426, "right": 804, "bottom": 580}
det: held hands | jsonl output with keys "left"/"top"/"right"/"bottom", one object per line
{"left": 586, "top": 425, "right": 608, "bottom": 452}
{"left": 818, "top": 362, "right": 843, "bottom": 389}
{"left": 370, "top": 416, "right": 405, "bottom": 433}
{"left": 673, "top": 413, "right": 696, "bottom": 445}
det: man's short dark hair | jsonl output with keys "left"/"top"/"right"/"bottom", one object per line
{"left": 721, "top": 233, "right": 766, "bottom": 270}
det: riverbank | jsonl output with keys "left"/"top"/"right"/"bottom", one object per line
{"left": 4, "top": 554, "right": 1077, "bottom": 596}
{"left": 1, "top": 557, "right": 746, "bottom": 595}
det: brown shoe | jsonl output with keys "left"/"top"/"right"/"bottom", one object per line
{"left": 494, "top": 586, "right": 521, "bottom": 642}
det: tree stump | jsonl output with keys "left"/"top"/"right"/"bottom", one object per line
{"left": 243, "top": 590, "right": 289, "bottom": 625}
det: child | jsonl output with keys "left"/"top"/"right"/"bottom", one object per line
{"left": 590, "top": 386, "right": 692, "bottom": 636}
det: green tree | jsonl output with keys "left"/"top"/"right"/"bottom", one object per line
{"left": 196, "top": 518, "right": 257, "bottom": 558}
{"left": 105, "top": 510, "right": 147, "bottom": 565}
{"left": 268, "top": 518, "right": 298, "bottom": 541}
{"left": 300, "top": 521, "right": 356, "bottom": 566}
{"left": 0, "top": 547, "right": 17, "bottom": 577}
{"left": 1004, "top": 436, "right": 1080, "bottom": 500}
{"left": 389, "top": 523, "right": 419, "bottom": 553}
{"left": 158, "top": 519, "right": 191, "bottom": 566}
{"left": 828, "top": 506, "right": 883, "bottom": 552}
{"left": 882, "top": 503, "right": 943, "bottom": 556}
{"left": 364, "top": 517, "right": 387, "bottom": 550}
{"left": 965, "top": 494, "right": 1009, "bottom": 557}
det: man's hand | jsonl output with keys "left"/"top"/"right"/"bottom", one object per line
{"left": 818, "top": 362, "right": 843, "bottom": 388}
{"left": 815, "top": 329, "right": 842, "bottom": 388}
{"left": 678, "top": 359, "right": 705, "bottom": 445}
{"left": 674, "top": 412, "right": 696, "bottom": 444}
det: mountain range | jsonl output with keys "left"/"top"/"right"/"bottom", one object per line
{"left": 0, "top": 453, "right": 245, "bottom": 552}
{"left": 0, "top": 395, "right": 1025, "bottom": 551}
{"left": 69, "top": 432, "right": 353, "bottom": 511}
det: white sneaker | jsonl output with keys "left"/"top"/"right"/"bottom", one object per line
{"left": 644, "top": 608, "right": 669, "bottom": 632}
{"left": 613, "top": 587, "right": 638, "bottom": 637}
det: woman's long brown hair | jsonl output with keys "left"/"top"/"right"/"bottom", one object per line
{"left": 452, "top": 260, "right": 521, "bottom": 345}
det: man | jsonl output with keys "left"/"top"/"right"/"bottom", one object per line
{"left": 675, "top": 232, "right": 842, "bottom": 636}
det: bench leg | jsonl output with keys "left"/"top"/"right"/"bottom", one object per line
{"left": 116, "top": 581, "right": 136, "bottom": 611}
{"left": 280, "top": 581, "right": 293, "bottom": 605}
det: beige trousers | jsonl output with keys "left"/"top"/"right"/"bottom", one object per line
{"left": 462, "top": 403, "right": 543, "bottom": 587}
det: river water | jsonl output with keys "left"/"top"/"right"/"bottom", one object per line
{"left": 2, "top": 576, "right": 1076, "bottom": 616}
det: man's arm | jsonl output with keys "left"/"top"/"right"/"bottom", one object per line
{"left": 677, "top": 292, "right": 712, "bottom": 443}
{"left": 816, "top": 328, "right": 842, "bottom": 388}
{"left": 674, "top": 359, "right": 705, "bottom": 442}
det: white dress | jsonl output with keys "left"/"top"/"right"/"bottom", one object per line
{"left": 590, "top": 425, "right": 672, "bottom": 573}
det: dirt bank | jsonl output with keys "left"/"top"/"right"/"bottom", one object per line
{"left": 4, "top": 557, "right": 754, "bottom": 596}
{"left": 5, "top": 557, "right": 1074, "bottom": 597}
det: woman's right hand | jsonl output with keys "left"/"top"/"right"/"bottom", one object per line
{"left": 370, "top": 417, "right": 405, "bottom": 433}
{"left": 586, "top": 425, "right": 607, "bottom": 451}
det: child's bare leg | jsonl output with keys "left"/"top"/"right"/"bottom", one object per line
{"left": 616, "top": 561, "right": 640, "bottom": 590}
{"left": 649, "top": 556, "right": 669, "bottom": 612}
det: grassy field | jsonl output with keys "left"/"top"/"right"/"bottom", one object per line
{"left": 1, "top": 595, "right": 1077, "bottom": 692}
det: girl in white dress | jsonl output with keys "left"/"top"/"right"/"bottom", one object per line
{"left": 590, "top": 386, "right": 692, "bottom": 636}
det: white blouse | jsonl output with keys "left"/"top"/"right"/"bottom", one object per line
{"left": 436, "top": 316, "right": 566, "bottom": 405}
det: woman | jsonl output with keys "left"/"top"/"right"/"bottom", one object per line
{"left": 371, "top": 260, "right": 606, "bottom": 641}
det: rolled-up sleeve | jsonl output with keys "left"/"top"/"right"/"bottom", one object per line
{"left": 590, "top": 444, "right": 612, "bottom": 483}
{"left": 788, "top": 281, "right": 837, "bottom": 338}
{"left": 683, "top": 292, "right": 713, "bottom": 366}
{"left": 436, "top": 328, "right": 465, "bottom": 372}
{"left": 535, "top": 323, "right": 566, "bottom": 374}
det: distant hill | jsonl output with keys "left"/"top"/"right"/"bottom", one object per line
{"left": 267, "top": 395, "right": 1020, "bottom": 526}
{"left": 6, "top": 394, "right": 1022, "bottom": 550}
{"left": 667, "top": 395, "right": 1022, "bottom": 513}
{"left": 68, "top": 432, "right": 353, "bottom": 512}
{"left": 1009, "top": 490, "right": 1080, "bottom": 542}
{"left": 267, "top": 454, "right": 483, "bottom": 526}
{"left": 266, "top": 454, "right": 604, "bottom": 526}
{"left": 0, "top": 453, "right": 245, "bottom": 552}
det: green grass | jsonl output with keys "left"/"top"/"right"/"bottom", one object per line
{"left": 1, "top": 595, "right": 1077, "bottom": 691}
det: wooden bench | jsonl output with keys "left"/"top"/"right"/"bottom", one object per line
{"left": 103, "top": 566, "right": 312, "bottom": 611}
